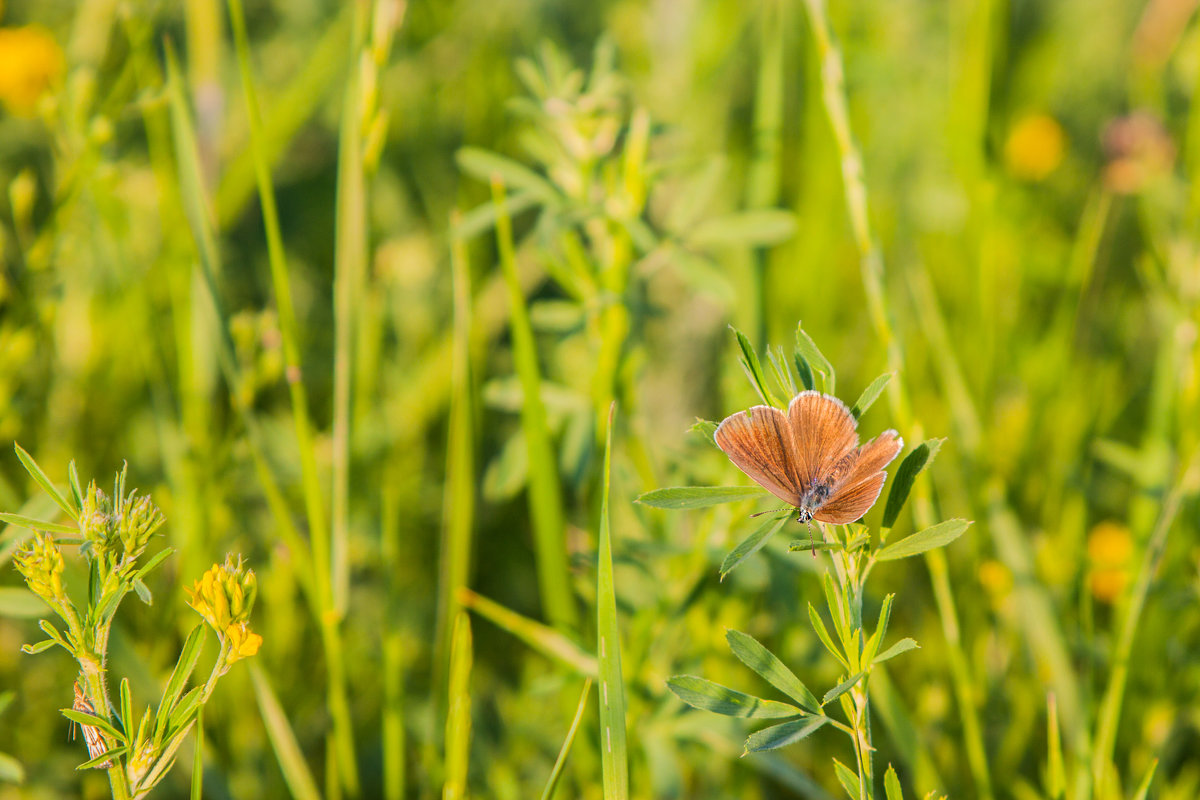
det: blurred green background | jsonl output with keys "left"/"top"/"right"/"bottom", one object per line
{"left": 0, "top": 0, "right": 1198, "bottom": 798}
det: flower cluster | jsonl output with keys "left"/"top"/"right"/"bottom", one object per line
{"left": 186, "top": 555, "right": 262, "bottom": 663}
{"left": 80, "top": 482, "right": 164, "bottom": 569}
{"left": 14, "top": 532, "right": 65, "bottom": 605}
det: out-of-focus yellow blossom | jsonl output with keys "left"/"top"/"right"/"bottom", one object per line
{"left": 1004, "top": 113, "right": 1066, "bottom": 181}
{"left": 0, "top": 25, "right": 64, "bottom": 116}
{"left": 1087, "top": 520, "right": 1133, "bottom": 603}
{"left": 225, "top": 621, "right": 263, "bottom": 663}
{"left": 978, "top": 558, "right": 1013, "bottom": 602}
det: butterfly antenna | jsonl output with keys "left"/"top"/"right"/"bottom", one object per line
{"left": 750, "top": 506, "right": 793, "bottom": 518}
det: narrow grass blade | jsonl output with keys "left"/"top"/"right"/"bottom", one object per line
{"left": 881, "top": 440, "right": 943, "bottom": 530}
{"left": 1131, "top": 759, "right": 1158, "bottom": 800}
{"left": 850, "top": 372, "right": 893, "bottom": 419}
{"left": 743, "top": 716, "right": 829, "bottom": 754}
{"left": 459, "top": 588, "right": 596, "bottom": 676}
{"left": 597, "top": 405, "right": 629, "bottom": 800}
{"left": 249, "top": 663, "right": 321, "bottom": 800}
{"left": 637, "top": 486, "right": 768, "bottom": 510}
{"left": 154, "top": 625, "right": 206, "bottom": 744}
{"left": 875, "top": 520, "right": 970, "bottom": 561}
{"left": 13, "top": 444, "right": 78, "bottom": 524}
{"left": 190, "top": 707, "right": 203, "bottom": 800}
{"left": 382, "top": 633, "right": 406, "bottom": 800}
{"left": 726, "top": 629, "right": 821, "bottom": 713}
{"left": 539, "top": 678, "right": 593, "bottom": 800}
{"left": 444, "top": 612, "right": 473, "bottom": 800}
{"left": 492, "top": 177, "right": 576, "bottom": 630}
{"left": 1046, "top": 694, "right": 1063, "bottom": 800}
{"left": 721, "top": 512, "right": 790, "bottom": 579}
{"left": 667, "top": 676, "right": 804, "bottom": 719}
{"left": 434, "top": 224, "right": 477, "bottom": 686}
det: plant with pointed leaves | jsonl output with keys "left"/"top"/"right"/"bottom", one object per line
{"left": 3, "top": 445, "right": 261, "bottom": 800}
{"left": 639, "top": 326, "right": 969, "bottom": 800}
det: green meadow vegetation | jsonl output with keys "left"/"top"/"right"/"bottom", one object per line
{"left": 0, "top": 0, "right": 1198, "bottom": 798}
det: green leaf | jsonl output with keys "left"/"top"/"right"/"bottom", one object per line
{"left": 0, "top": 588, "right": 46, "bottom": 618}
{"left": 454, "top": 192, "right": 540, "bottom": 240}
{"left": 874, "top": 638, "right": 920, "bottom": 665}
{"left": 822, "top": 672, "right": 865, "bottom": 706}
{"left": 597, "top": 406, "right": 629, "bottom": 800}
{"left": 689, "top": 419, "right": 720, "bottom": 448}
{"left": 169, "top": 687, "right": 203, "bottom": 732}
{"left": 0, "top": 751, "right": 24, "bottom": 783}
{"left": 67, "top": 461, "right": 83, "bottom": 514}
{"left": 884, "top": 764, "right": 904, "bottom": 800}
{"left": 862, "top": 594, "right": 895, "bottom": 666}
{"left": 21, "top": 639, "right": 56, "bottom": 655}
{"left": 720, "top": 513, "right": 790, "bottom": 579}
{"left": 876, "top": 520, "right": 971, "bottom": 561}
{"left": 13, "top": 444, "right": 79, "bottom": 524}
{"left": 794, "top": 325, "right": 834, "bottom": 393}
{"left": 794, "top": 353, "right": 815, "bottom": 391}
{"left": 822, "top": 572, "right": 852, "bottom": 652}
{"left": 881, "top": 439, "right": 944, "bottom": 529}
{"left": 539, "top": 678, "right": 592, "bottom": 800}
{"left": 742, "top": 716, "right": 829, "bottom": 754}
{"left": 1131, "top": 758, "right": 1158, "bottom": 800}
{"left": 155, "top": 625, "right": 206, "bottom": 744}
{"left": 62, "top": 709, "right": 125, "bottom": 744}
{"left": 726, "top": 630, "right": 821, "bottom": 713}
{"left": 0, "top": 513, "right": 78, "bottom": 535}
{"left": 130, "top": 547, "right": 175, "bottom": 585}
{"left": 685, "top": 209, "right": 797, "bottom": 249}
{"left": 851, "top": 372, "right": 894, "bottom": 419}
{"left": 807, "top": 603, "right": 848, "bottom": 670}
{"left": 636, "top": 486, "right": 768, "bottom": 510}
{"left": 77, "top": 745, "right": 127, "bottom": 770}
{"left": 667, "top": 675, "right": 803, "bottom": 719}
{"left": 733, "top": 326, "right": 782, "bottom": 407}
{"left": 132, "top": 579, "right": 152, "bottom": 605}
{"left": 787, "top": 539, "right": 839, "bottom": 553}
{"left": 119, "top": 679, "right": 132, "bottom": 740}
{"left": 457, "top": 147, "right": 559, "bottom": 203}
{"left": 834, "top": 758, "right": 861, "bottom": 800}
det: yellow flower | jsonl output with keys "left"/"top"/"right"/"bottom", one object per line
{"left": 186, "top": 554, "right": 257, "bottom": 631}
{"left": 225, "top": 621, "right": 263, "bottom": 663}
{"left": 1087, "top": 521, "right": 1133, "bottom": 604}
{"left": 1004, "top": 113, "right": 1066, "bottom": 182}
{"left": 0, "top": 25, "right": 64, "bottom": 116}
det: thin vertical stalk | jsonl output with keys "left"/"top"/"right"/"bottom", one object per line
{"left": 799, "top": 3, "right": 992, "bottom": 798}
{"left": 746, "top": 0, "right": 784, "bottom": 349}
{"left": 491, "top": 177, "right": 577, "bottom": 630}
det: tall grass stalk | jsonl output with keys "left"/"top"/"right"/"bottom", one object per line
{"left": 799, "top": 2, "right": 992, "bottom": 797}
{"left": 491, "top": 177, "right": 577, "bottom": 631}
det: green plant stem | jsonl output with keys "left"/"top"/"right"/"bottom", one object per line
{"left": 800, "top": 2, "right": 992, "bottom": 797}
{"left": 79, "top": 669, "right": 132, "bottom": 800}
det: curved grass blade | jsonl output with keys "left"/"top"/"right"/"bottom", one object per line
{"left": 249, "top": 664, "right": 321, "bottom": 800}
{"left": 539, "top": 678, "right": 593, "bottom": 800}
{"left": 597, "top": 404, "right": 628, "bottom": 800}
{"left": 667, "top": 676, "right": 804, "bottom": 719}
{"left": 638, "top": 486, "right": 768, "bottom": 510}
{"left": 458, "top": 588, "right": 596, "bottom": 676}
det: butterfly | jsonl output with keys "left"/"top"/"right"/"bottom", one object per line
{"left": 714, "top": 390, "right": 902, "bottom": 524}
{"left": 71, "top": 681, "right": 113, "bottom": 768}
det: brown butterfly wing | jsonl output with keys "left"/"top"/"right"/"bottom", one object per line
{"left": 787, "top": 392, "right": 859, "bottom": 489}
{"left": 714, "top": 405, "right": 803, "bottom": 507}
{"left": 812, "top": 430, "right": 903, "bottom": 524}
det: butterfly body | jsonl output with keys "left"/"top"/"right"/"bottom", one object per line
{"left": 715, "top": 390, "right": 902, "bottom": 525}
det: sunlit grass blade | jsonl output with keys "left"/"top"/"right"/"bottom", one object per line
{"left": 875, "top": 520, "right": 970, "bottom": 562}
{"left": 872, "top": 639, "right": 918, "bottom": 665}
{"left": 597, "top": 404, "right": 628, "bottom": 800}
{"left": 190, "top": 707, "right": 203, "bottom": 800}
{"left": 667, "top": 676, "right": 805, "bottom": 719}
{"left": 1130, "top": 759, "right": 1158, "bottom": 800}
{"left": 444, "top": 612, "right": 473, "bottom": 800}
{"left": 539, "top": 678, "right": 593, "bottom": 800}
{"left": 435, "top": 222, "right": 477, "bottom": 687}
{"left": 491, "top": 176, "right": 576, "bottom": 631}
{"left": 1046, "top": 694, "right": 1064, "bottom": 800}
{"left": 637, "top": 486, "right": 768, "bottom": 509}
{"left": 382, "top": 633, "right": 406, "bottom": 800}
{"left": 459, "top": 588, "right": 597, "bottom": 676}
{"left": 249, "top": 663, "right": 321, "bottom": 800}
